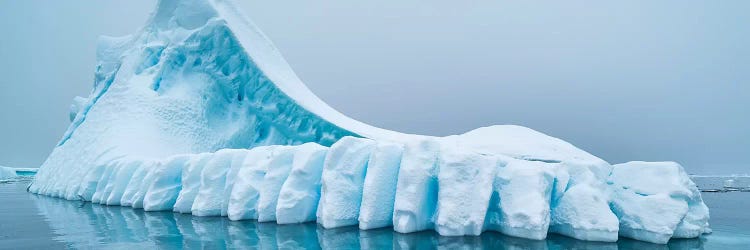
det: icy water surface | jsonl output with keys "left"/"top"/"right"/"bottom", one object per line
{"left": 1, "top": 180, "right": 749, "bottom": 249}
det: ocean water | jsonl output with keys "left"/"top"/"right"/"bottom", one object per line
{"left": 1, "top": 179, "right": 748, "bottom": 249}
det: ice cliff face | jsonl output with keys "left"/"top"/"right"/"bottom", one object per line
{"left": 28, "top": 0, "right": 709, "bottom": 244}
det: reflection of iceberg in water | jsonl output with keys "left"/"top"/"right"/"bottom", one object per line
{"left": 29, "top": 193, "right": 707, "bottom": 249}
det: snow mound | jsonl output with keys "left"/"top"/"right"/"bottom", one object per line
{"left": 28, "top": 0, "right": 709, "bottom": 244}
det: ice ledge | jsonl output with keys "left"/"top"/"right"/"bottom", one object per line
{"left": 29, "top": 137, "right": 709, "bottom": 244}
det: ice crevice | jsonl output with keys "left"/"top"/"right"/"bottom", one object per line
{"left": 28, "top": 0, "right": 709, "bottom": 244}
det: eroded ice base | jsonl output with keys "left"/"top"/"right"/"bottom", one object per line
{"left": 30, "top": 136, "right": 710, "bottom": 244}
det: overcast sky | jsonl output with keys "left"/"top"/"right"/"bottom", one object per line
{"left": 1, "top": 1, "right": 748, "bottom": 174}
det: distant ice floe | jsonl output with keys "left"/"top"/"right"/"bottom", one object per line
{"left": 0, "top": 166, "right": 38, "bottom": 182}
{"left": 691, "top": 175, "right": 750, "bottom": 192}
{"left": 0, "top": 166, "right": 17, "bottom": 180}
{"left": 27, "top": 0, "right": 710, "bottom": 244}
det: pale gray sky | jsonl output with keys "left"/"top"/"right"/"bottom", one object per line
{"left": 1, "top": 1, "right": 748, "bottom": 174}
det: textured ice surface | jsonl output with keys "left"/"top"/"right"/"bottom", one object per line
{"left": 550, "top": 162, "right": 619, "bottom": 242}
{"left": 105, "top": 160, "right": 140, "bottom": 205}
{"left": 77, "top": 164, "right": 106, "bottom": 202}
{"left": 144, "top": 154, "right": 191, "bottom": 211}
{"left": 609, "top": 161, "right": 710, "bottom": 244}
{"left": 192, "top": 149, "right": 247, "bottom": 216}
{"left": 485, "top": 158, "right": 555, "bottom": 240}
{"left": 131, "top": 160, "right": 163, "bottom": 209}
{"left": 358, "top": 142, "right": 403, "bottom": 230}
{"left": 317, "top": 137, "right": 376, "bottom": 228}
{"left": 276, "top": 142, "right": 328, "bottom": 224}
{"left": 434, "top": 146, "right": 498, "bottom": 236}
{"left": 220, "top": 153, "right": 250, "bottom": 217}
{"left": 173, "top": 153, "right": 211, "bottom": 213}
{"left": 96, "top": 160, "right": 124, "bottom": 204}
{"left": 257, "top": 147, "right": 297, "bottom": 222}
{"left": 28, "top": 0, "right": 710, "bottom": 244}
{"left": 392, "top": 139, "right": 440, "bottom": 234}
{"left": 120, "top": 161, "right": 153, "bottom": 207}
{"left": 227, "top": 146, "right": 282, "bottom": 221}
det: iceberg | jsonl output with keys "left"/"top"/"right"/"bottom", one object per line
{"left": 608, "top": 161, "right": 710, "bottom": 244}
{"left": 0, "top": 166, "right": 18, "bottom": 180}
{"left": 27, "top": 0, "right": 709, "bottom": 244}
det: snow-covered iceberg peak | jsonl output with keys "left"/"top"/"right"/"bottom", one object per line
{"left": 29, "top": 0, "right": 709, "bottom": 244}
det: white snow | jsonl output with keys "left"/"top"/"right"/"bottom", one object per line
{"left": 257, "top": 147, "right": 297, "bottom": 222}
{"left": 26, "top": 0, "right": 711, "bottom": 244}
{"left": 317, "top": 137, "right": 376, "bottom": 228}
{"left": 120, "top": 161, "right": 150, "bottom": 207}
{"left": 358, "top": 142, "right": 403, "bottom": 230}
{"left": 77, "top": 164, "right": 106, "bottom": 201}
{"left": 549, "top": 162, "right": 619, "bottom": 242}
{"left": 392, "top": 139, "right": 440, "bottom": 233}
{"left": 485, "top": 158, "right": 555, "bottom": 240}
{"left": 143, "top": 154, "right": 191, "bottom": 211}
{"left": 192, "top": 149, "right": 247, "bottom": 216}
{"left": 173, "top": 153, "right": 211, "bottom": 213}
{"left": 609, "top": 161, "right": 710, "bottom": 244}
{"left": 130, "top": 160, "right": 163, "bottom": 209}
{"left": 105, "top": 160, "right": 140, "bottom": 205}
{"left": 276, "top": 142, "right": 328, "bottom": 224}
{"left": 227, "top": 146, "right": 282, "bottom": 221}
{"left": 222, "top": 149, "right": 250, "bottom": 217}
{"left": 91, "top": 159, "right": 122, "bottom": 204}
{"left": 434, "top": 147, "right": 498, "bottom": 236}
